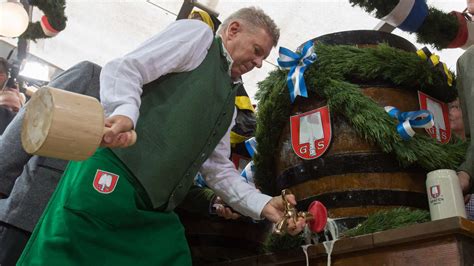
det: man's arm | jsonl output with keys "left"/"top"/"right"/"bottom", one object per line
{"left": 0, "top": 108, "right": 32, "bottom": 196}
{"left": 199, "top": 109, "right": 271, "bottom": 220}
{"left": 0, "top": 61, "right": 102, "bottom": 197}
{"left": 99, "top": 20, "right": 214, "bottom": 147}
{"left": 458, "top": 144, "right": 473, "bottom": 195}
{"left": 199, "top": 113, "right": 306, "bottom": 232}
{"left": 100, "top": 20, "right": 214, "bottom": 128}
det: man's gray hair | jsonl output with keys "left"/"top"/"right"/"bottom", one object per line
{"left": 218, "top": 7, "right": 280, "bottom": 47}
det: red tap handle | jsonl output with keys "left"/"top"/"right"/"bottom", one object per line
{"left": 307, "top": 201, "right": 327, "bottom": 233}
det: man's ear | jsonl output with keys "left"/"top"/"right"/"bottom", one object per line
{"left": 227, "top": 21, "right": 241, "bottom": 39}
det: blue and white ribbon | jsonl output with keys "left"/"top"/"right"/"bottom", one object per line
{"left": 277, "top": 40, "right": 317, "bottom": 103}
{"left": 381, "top": 0, "right": 428, "bottom": 32}
{"left": 194, "top": 172, "right": 207, "bottom": 188}
{"left": 385, "top": 106, "right": 434, "bottom": 140}
{"left": 240, "top": 161, "right": 255, "bottom": 187}
{"left": 245, "top": 137, "right": 257, "bottom": 158}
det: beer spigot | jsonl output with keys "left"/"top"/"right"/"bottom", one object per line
{"left": 275, "top": 189, "right": 328, "bottom": 234}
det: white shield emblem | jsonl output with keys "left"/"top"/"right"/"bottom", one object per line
{"left": 418, "top": 91, "right": 451, "bottom": 143}
{"left": 93, "top": 169, "right": 119, "bottom": 194}
{"left": 290, "top": 106, "right": 331, "bottom": 160}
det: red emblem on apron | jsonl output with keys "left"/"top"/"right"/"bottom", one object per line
{"left": 93, "top": 170, "right": 119, "bottom": 194}
{"left": 418, "top": 91, "right": 451, "bottom": 143}
{"left": 290, "top": 106, "right": 331, "bottom": 160}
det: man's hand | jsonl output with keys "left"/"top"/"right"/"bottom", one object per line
{"left": 213, "top": 196, "right": 241, "bottom": 220}
{"left": 458, "top": 171, "right": 471, "bottom": 203}
{"left": 0, "top": 89, "right": 24, "bottom": 112}
{"left": 261, "top": 193, "right": 306, "bottom": 235}
{"left": 101, "top": 115, "right": 136, "bottom": 148}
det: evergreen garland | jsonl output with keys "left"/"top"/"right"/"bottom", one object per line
{"left": 262, "top": 208, "right": 429, "bottom": 251}
{"left": 254, "top": 44, "right": 468, "bottom": 195}
{"left": 343, "top": 207, "right": 430, "bottom": 237}
{"left": 349, "top": 0, "right": 459, "bottom": 50}
{"left": 20, "top": 0, "right": 67, "bottom": 41}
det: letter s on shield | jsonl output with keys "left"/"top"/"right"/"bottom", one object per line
{"left": 290, "top": 106, "right": 332, "bottom": 160}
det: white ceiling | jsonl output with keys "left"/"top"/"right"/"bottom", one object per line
{"left": 0, "top": 0, "right": 468, "bottom": 102}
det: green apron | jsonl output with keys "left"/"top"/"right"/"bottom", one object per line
{"left": 17, "top": 148, "right": 191, "bottom": 266}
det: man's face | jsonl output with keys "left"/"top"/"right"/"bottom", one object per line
{"left": 449, "top": 99, "right": 464, "bottom": 135}
{"left": 224, "top": 21, "right": 273, "bottom": 79}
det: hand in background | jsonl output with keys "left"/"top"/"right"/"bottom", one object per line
{"left": 101, "top": 115, "right": 136, "bottom": 148}
{"left": 213, "top": 196, "right": 241, "bottom": 220}
{"left": 261, "top": 193, "right": 306, "bottom": 236}
{"left": 458, "top": 171, "right": 471, "bottom": 203}
{"left": 0, "top": 89, "right": 24, "bottom": 112}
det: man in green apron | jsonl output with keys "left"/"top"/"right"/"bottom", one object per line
{"left": 18, "top": 7, "right": 306, "bottom": 265}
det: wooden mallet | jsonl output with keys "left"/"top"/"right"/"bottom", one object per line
{"left": 21, "top": 86, "right": 136, "bottom": 161}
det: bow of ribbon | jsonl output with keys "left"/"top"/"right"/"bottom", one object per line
{"left": 416, "top": 47, "right": 453, "bottom": 86}
{"left": 277, "top": 40, "right": 317, "bottom": 103}
{"left": 385, "top": 106, "right": 434, "bottom": 140}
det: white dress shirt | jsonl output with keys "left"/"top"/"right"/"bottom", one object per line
{"left": 100, "top": 19, "right": 272, "bottom": 220}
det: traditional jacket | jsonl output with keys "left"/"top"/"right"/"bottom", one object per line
{"left": 456, "top": 46, "right": 474, "bottom": 194}
{"left": 113, "top": 38, "right": 240, "bottom": 210}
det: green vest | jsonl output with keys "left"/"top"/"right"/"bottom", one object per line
{"left": 113, "top": 38, "right": 240, "bottom": 210}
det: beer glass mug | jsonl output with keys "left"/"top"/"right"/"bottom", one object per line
{"left": 426, "top": 169, "right": 467, "bottom": 220}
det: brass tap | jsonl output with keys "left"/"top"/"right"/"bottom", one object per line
{"left": 274, "top": 189, "right": 314, "bottom": 234}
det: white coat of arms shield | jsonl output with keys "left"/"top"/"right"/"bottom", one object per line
{"left": 290, "top": 106, "right": 331, "bottom": 160}
{"left": 418, "top": 91, "right": 451, "bottom": 143}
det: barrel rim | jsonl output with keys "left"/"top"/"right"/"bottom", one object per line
{"left": 309, "top": 30, "right": 417, "bottom": 52}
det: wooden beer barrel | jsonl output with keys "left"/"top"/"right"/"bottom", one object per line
{"left": 275, "top": 31, "right": 429, "bottom": 230}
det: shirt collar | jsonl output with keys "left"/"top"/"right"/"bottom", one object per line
{"left": 217, "top": 35, "right": 242, "bottom": 84}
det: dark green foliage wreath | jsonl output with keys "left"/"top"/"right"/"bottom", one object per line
{"left": 349, "top": 0, "right": 459, "bottom": 50}
{"left": 19, "top": 0, "right": 67, "bottom": 41}
{"left": 254, "top": 43, "right": 468, "bottom": 195}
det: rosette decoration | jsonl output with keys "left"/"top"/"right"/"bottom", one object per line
{"left": 349, "top": 0, "right": 473, "bottom": 50}
{"left": 384, "top": 106, "right": 434, "bottom": 140}
{"left": 416, "top": 47, "right": 453, "bottom": 86}
{"left": 20, "top": 0, "right": 67, "bottom": 41}
{"left": 277, "top": 41, "right": 318, "bottom": 103}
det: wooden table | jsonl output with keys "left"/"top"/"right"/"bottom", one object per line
{"left": 213, "top": 217, "right": 474, "bottom": 266}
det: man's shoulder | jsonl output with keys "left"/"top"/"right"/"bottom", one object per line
{"left": 169, "top": 19, "right": 213, "bottom": 36}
